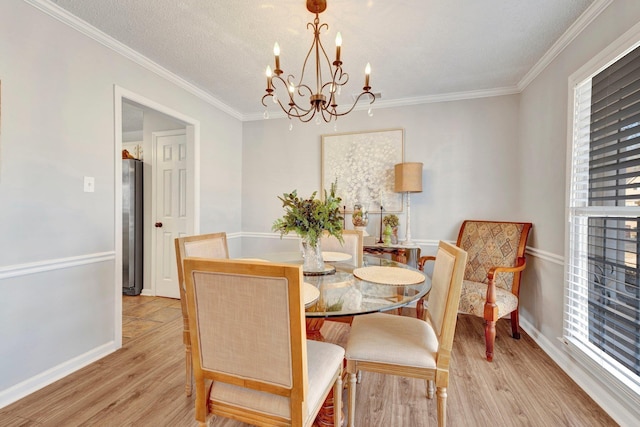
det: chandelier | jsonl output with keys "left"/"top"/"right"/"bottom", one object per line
{"left": 262, "top": 0, "right": 375, "bottom": 124}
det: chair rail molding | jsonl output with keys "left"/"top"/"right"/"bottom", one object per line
{"left": 0, "top": 252, "right": 116, "bottom": 280}
{"left": 525, "top": 247, "right": 564, "bottom": 266}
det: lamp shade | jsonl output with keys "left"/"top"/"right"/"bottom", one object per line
{"left": 394, "top": 162, "right": 423, "bottom": 193}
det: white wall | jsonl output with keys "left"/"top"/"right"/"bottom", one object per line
{"left": 2, "top": 0, "right": 640, "bottom": 422}
{"left": 241, "top": 95, "right": 521, "bottom": 258}
{"left": 0, "top": 1, "right": 242, "bottom": 404}
{"left": 518, "top": 0, "right": 640, "bottom": 423}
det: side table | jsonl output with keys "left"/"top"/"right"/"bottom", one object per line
{"left": 362, "top": 243, "right": 421, "bottom": 268}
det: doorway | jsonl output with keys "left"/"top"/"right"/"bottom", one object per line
{"left": 114, "top": 85, "right": 200, "bottom": 347}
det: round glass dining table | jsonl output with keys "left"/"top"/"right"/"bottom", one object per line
{"left": 261, "top": 252, "right": 432, "bottom": 339}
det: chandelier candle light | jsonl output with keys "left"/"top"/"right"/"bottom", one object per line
{"left": 262, "top": 0, "right": 376, "bottom": 123}
{"left": 395, "top": 162, "right": 423, "bottom": 246}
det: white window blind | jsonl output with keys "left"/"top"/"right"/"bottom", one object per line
{"left": 566, "top": 44, "right": 640, "bottom": 396}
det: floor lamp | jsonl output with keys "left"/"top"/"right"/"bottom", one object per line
{"left": 394, "top": 162, "right": 423, "bottom": 246}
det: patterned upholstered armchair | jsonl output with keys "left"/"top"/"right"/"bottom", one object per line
{"left": 418, "top": 220, "right": 532, "bottom": 361}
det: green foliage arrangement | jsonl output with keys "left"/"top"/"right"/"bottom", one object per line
{"left": 272, "top": 182, "right": 344, "bottom": 247}
{"left": 383, "top": 214, "right": 399, "bottom": 228}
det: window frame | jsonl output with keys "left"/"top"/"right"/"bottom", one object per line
{"left": 565, "top": 23, "right": 640, "bottom": 406}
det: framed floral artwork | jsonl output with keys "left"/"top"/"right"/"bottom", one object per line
{"left": 321, "top": 128, "right": 404, "bottom": 213}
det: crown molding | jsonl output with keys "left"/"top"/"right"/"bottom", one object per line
{"left": 23, "top": 0, "right": 612, "bottom": 123}
{"left": 22, "top": 0, "right": 244, "bottom": 121}
{"left": 517, "top": 0, "right": 613, "bottom": 91}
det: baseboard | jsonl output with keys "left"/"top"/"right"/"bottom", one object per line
{"left": 0, "top": 341, "right": 117, "bottom": 409}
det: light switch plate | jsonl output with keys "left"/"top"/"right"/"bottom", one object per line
{"left": 83, "top": 176, "right": 95, "bottom": 193}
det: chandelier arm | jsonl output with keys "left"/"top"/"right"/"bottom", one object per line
{"left": 261, "top": 93, "right": 272, "bottom": 107}
{"left": 276, "top": 102, "right": 315, "bottom": 121}
{"left": 320, "top": 107, "right": 335, "bottom": 123}
{"left": 315, "top": 23, "right": 334, "bottom": 95}
{"left": 262, "top": 81, "right": 315, "bottom": 119}
{"left": 298, "top": 20, "right": 328, "bottom": 92}
{"left": 272, "top": 75, "right": 314, "bottom": 115}
{"left": 293, "top": 107, "right": 317, "bottom": 122}
{"left": 332, "top": 67, "right": 349, "bottom": 87}
{"left": 297, "top": 25, "right": 316, "bottom": 90}
{"left": 293, "top": 82, "right": 314, "bottom": 100}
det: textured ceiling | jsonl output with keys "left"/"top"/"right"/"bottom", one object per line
{"left": 50, "top": 0, "right": 596, "bottom": 119}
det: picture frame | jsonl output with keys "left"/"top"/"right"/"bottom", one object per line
{"left": 321, "top": 128, "right": 404, "bottom": 213}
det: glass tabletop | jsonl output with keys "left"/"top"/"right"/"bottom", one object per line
{"left": 261, "top": 253, "right": 431, "bottom": 318}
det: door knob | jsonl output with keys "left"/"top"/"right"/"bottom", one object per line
{"left": 155, "top": 222, "right": 163, "bottom": 228}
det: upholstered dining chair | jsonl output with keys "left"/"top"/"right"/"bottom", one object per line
{"left": 344, "top": 241, "right": 467, "bottom": 427}
{"left": 174, "top": 232, "right": 229, "bottom": 396}
{"left": 320, "top": 229, "right": 364, "bottom": 267}
{"left": 417, "top": 220, "right": 532, "bottom": 361}
{"left": 182, "top": 258, "right": 345, "bottom": 427}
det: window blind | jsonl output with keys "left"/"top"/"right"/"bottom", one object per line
{"left": 566, "top": 44, "right": 640, "bottom": 395}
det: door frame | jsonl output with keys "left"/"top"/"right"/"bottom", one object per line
{"left": 114, "top": 85, "right": 200, "bottom": 348}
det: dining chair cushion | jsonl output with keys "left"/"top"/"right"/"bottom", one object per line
{"left": 459, "top": 279, "right": 519, "bottom": 318}
{"left": 209, "top": 340, "right": 345, "bottom": 421}
{"left": 345, "top": 313, "right": 438, "bottom": 369}
{"left": 304, "top": 340, "right": 346, "bottom": 418}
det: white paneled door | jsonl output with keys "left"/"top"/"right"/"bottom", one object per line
{"left": 153, "top": 130, "right": 188, "bottom": 298}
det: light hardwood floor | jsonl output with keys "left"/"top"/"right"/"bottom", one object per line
{"left": 0, "top": 296, "right": 617, "bottom": 426}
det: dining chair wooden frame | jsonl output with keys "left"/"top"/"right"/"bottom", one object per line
{"left": 345, "top": 241, "right": 468, "bottom": 427}
{"left": 174, "top": 232, "right": 229, "bottom": 396}
{"left": 183, "top": 258, "right": 345, "bottom": 427}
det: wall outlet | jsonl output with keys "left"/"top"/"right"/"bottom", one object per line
{"left": 83, "top": 176, "right": 95, "bottom": 193}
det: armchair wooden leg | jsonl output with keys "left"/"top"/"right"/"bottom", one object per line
{"left": 484, "top": 320, "right": 496, "bottom": 362}
{"left": 510, "top": 310, "right": 521, "bottom": 340}
{"left": 436, "top": 386, "right": 447, "bottom": 427}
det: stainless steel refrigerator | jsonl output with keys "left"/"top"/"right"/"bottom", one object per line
{"left": 122, "top": 159, "right": 143, "bottom": 295}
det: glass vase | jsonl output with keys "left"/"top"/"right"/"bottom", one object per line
{"left": 301, "top": 237, "right": 325, "bottom": 273}
{"left": 352, "top": 204, "right": 369, "bottom": 228}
